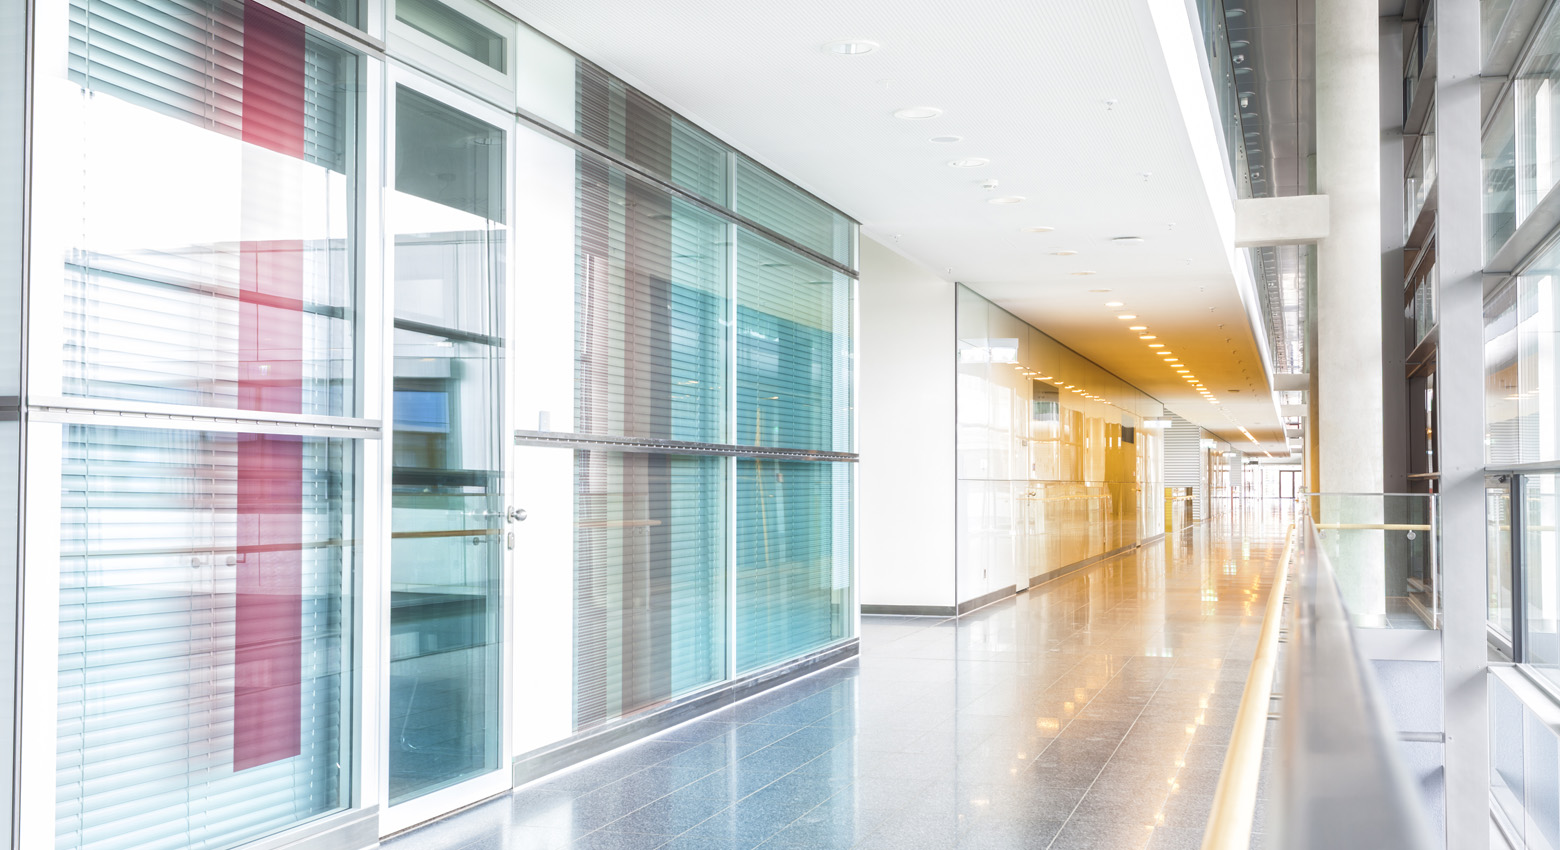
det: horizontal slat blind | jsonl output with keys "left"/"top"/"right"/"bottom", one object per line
{"left": 736, "top": 231, "right": 851, "bottom": 453}
{"left": 57, "top": 426, "right": 350, "bottom": 850}
{"left": 64, "top": 0, "right": 357, "bottom": 415}
{"left": 574, "top": 451, "right": 725, "bottom": 729}
{"left": 576, "top": 158, "right": 727, "bottom": 444}
{"left": 575, "top": 63, "right": 727, "bottom": 206}
{"left": 734, "top": 158, "right": 853, "bottom": 269}
{"left": 735, "top": 459, "right": 850, "bottom": 673}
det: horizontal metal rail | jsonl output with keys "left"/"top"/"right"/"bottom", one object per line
{"left": 1201, "top": 524, "right": 1294, "bottom": 850}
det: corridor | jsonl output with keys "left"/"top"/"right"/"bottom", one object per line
{"left": 384, "top": 503, "right": 1293, "bottom": 850}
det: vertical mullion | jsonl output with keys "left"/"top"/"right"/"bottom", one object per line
{"left": 1513, "top": 473, "right": 1528, "bottom": 663}
{"left": 725, "top": 152, "right": 739, "bottom": 682}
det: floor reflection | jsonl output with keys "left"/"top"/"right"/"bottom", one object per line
{"left": 385, "top": 499, "right": 1296, "bottom": 850}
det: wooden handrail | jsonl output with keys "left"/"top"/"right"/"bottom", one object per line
{"left": 1200, "top": 524, "right": 1296, "bottom": 850}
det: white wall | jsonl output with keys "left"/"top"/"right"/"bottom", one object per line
{"left": 858, "top": 237, "right": 957, "bottom": 611}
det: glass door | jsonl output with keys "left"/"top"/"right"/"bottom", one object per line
{"left": 383, "top": 75, "right": 512, "bottom": 828}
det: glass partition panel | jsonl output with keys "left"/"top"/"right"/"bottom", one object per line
{"left": 574, "top": 451, "right": 726, "bottom": 729}
{"left": 735, "top": 231, "right": 852, "bottom": 453}
{"left": 64, "top": 1, "right": 358, "bottom": 416}
{"left": 1516, "top": 5, "right": 1560, "bottom": 219}
{"left": 1490, "top": 477, "right": 1516, "bottom": 643}
{"left": 1492, "top": 674, "right": 1527, "bottom": 843}
{"left": 1488, "top": 282, "right": 1521, "bottom": 465}
{"left": 1486, "top": 95, "right": 1517, "bottom": 259}
{"left": 576, "top": 63, "right": 728, "bottom": 206}
{"left": 735, "top": 459, "right": 852, "bottom": 672}
{"left": 574, "top": 161, "right": 728, "bottom": 444}
{"left": 1307, "top": 493, "right": 1438, "bottom": 629}
{"left": 396, "top": 0, "right": 507, "bottom": 72}
{"left": 388, "top": 85, "right": 505, "bottom": 804}
{"left": 57, "top": 425, "right": 354, "bottom": 850}
{"left": 1522, "top": 474, "right": 1560, "bottom": 683}
{"left": 734, "top": 158, "right": 854, "bottom": 269}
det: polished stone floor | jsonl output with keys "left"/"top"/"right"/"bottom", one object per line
{"left": 384, "top": 502, "right": 1293, "bottom": 850}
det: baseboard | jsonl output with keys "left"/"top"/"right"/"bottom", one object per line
{"left": 513, "top": 638, "right": 860, "bottom": 787}
{"left": 861, "top": 604, "right": 957, "bottom": 617}
{"left": 956, "top": 584, "right": 1017, "bottom": 616}
{"left": 1028, "top": 542, "right": 1141, "bottom": 589}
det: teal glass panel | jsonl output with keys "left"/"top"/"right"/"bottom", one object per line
{"left": 735, "top": 232, "right": 853, "bottom": 453}
{"left": 734, "top": 158, "right": 854, "bottom": 268}
{"left": 57, "top": 425, "right": 354, "bottom": 850}
{"left": 575, "top": 160, "right": 727, "bottom": 443}
{"left": 574, "top": 451, "right": 726, "bottom": 728}
{"left": 736, "top": 459, "right": 852, "bottom": 673}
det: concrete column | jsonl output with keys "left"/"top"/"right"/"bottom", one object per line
{"left": 1316, "top": 0, "right": 1385, "bottom": 616}
{"left": 1434, "top": 0, "right": 1491, "bottom": 846}
{"left": 1315, "top": 0, "right": 1385, "bottom": 495}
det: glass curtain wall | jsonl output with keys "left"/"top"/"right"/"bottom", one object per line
{"left": 32, "top": 0, "right": 858, "bottom": 847}
{"left": 538, "top": 66, "right": 859, "bottom": 732}
{"left": 955, "top": 285, "right": 1164, "bottom": 605}
{"left": 51, "top": 2, "right": 363, "bottom": 848}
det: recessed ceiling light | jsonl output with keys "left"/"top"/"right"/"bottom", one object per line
{"left": 1088, "top": 288, "right": 1111, "bottom": 293}
{"left": 929, "top": 135, "right": 962, "bottom": 143}
{"left": 1071, "top": 270, "right": 1097, "bottom": 275}
{"left": 1105, "top": 301, "right": 1123, "bottom": 307}
{"left": 822, "top": 40, "right": 879, "bottom": 55}
{"left": 988, "top": 195, "right": 1026, "bottom": 204}
{"left": 1139, "top": 335, "right": 1157, "bottom": 340}
{"left": 1117, "top": 314, "right": 1137, "bottom": 320}
{"left": 948, "top": 157, "right": 990, "bottom": 168}
{"left": 1052, "top": 250, "right": 1079, "bottom": 256}
{"left": 1129, "top": 325, "right": 1147, "bottom": 330}
{"left": 1112, "top": 236, "right": 1145, "bottom": 244}
{"left": 1024, "top": 226, "right": 1056, "bottom": 233}
{"left": 1176, "top": 369, "right": 1190, "bottom": 373}
{"left": 1148, "top": 343, "right": 1164, "bottom": 348}
{"left": 894, "top": 106, "right": 943, "bottom": 120}
{"left": 1166, "top": 359, "right": 1179, "bottom": 363}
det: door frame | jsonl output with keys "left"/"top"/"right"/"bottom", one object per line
{"left": 378, "top": 66, "right": 518, "bottom": 837}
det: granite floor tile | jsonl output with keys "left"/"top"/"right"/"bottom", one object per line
{"left": 382, "top": 507, "right": 1293, "bottom": 850}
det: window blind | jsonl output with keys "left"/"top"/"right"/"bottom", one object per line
{"left": 574, "top": 451, "right": 725, "bottom": 729}
{"left": 575, "top": 62, "right": 727, "bottom": 206}
{"left": 734, "top": 459, "right": 850, "bottom": 673}
{"left": 575, "top": 158, "right": 727, "bottom": 444}
{"left": 64, "top": 0, "right": 357, "bottom": 415}
{"left": 734, "top": 158, "right": 853, "bottom": 269}
{"left": 735, "top": 231, "right": 852, "bottom": 453}
{"left": 57, "top": 426, "right": 351, "bottom": 850}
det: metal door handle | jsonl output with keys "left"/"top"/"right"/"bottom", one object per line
{"left": 507, "top": 507, "right": 528, "bottom": 523}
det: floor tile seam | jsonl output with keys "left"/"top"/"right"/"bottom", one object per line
{"left": 1040, "top": 643, "right": 1184, "bottom": 850}
{"left": 649, "top": 748, "right": 849, "bottom": 850}
{"left": 582, "top": 737, "right": 786, "bottom": 838}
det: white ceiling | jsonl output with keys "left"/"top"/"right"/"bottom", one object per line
{"left": 505, "top": 0, "right": 1289, "bottom": 453}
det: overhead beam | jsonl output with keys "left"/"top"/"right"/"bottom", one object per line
{"left": 1233, "top": 195, "right": 1331, "bottom": 247}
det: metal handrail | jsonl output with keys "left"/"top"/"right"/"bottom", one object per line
{"left": 1201, "top": 517, "right": 1438, "bottom": 850}
{"left": 1200, "top": 525, "right": 1294, "bottom": 850}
